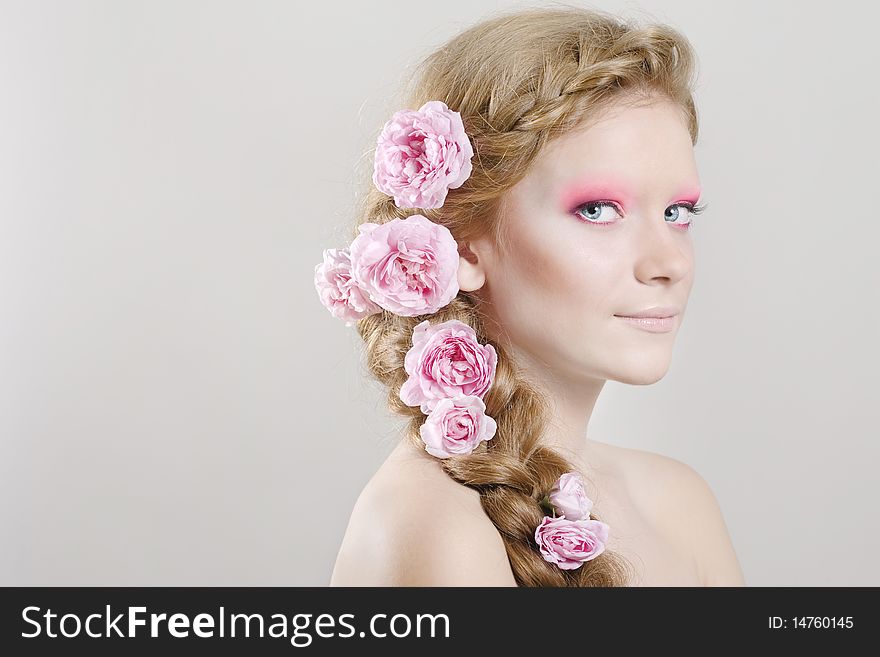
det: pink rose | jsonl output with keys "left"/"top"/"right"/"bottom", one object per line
{"left": 549, "top": 472, "right": 594, "bottom": 521}
{"left": 372, "top": 100, "right": 475, "bottom": 209}
{"left": 399, "top": 319, "right": 498, "bottom": 413}
{"left": 534, "top": 516, "right": 609, "bottom": 570}
{"left": 314, "top": 248, "right": 382, "bottom": 326}
{"left": 419, "top": 395, "right": 497, "bottom": 459}
{"left": 348, "top": 214, "right": 460, "bottom": 317}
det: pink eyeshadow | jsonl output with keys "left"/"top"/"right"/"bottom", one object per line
{"left": 558, "top": 177, "right": 635, "bottom": 211}
{"left": 674, "top": 185, "right": 703, "bottom": 205}
{"left": 559, "top": 175, "right": 702, "bottom": 211}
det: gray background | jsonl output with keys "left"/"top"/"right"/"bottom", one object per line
{"left": 1, "top": 0, "right": 877, "bottom": 586}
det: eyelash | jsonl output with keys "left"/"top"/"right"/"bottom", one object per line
{"left": 573, "top": 201, "right": 707, "bottom": 229}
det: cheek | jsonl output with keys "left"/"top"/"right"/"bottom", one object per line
{"left": 521, "top": 231, "right": 618, "bottom": 314}
{"left": 489, "top": 226, "right": 620, "bottom": 338}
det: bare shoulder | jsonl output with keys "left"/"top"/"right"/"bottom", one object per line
{"left": 607, "top": 442, "right": 746, "bottom": 587}
{"left": 330, "top": 440, "right": 517, "bottom": 587}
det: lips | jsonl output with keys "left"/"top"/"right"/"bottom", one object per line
{"left": 614, "top": 306, "right": 679, "bottom": 319}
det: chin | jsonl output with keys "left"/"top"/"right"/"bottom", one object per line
{"left": 608, "top": 353, "right": 673, "bottom": 385}
{"left": 612, "top": 369, "right": 669, "bottom": 386}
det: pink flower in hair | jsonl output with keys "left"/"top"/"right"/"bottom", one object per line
{"left": 399, "top": 319, "right": 497, "bottom": 414}
{"left": 349, "top": 214, "right": 460, "bottom": 317}
{"left": 314, "top": 248, "right": 382, "bottom": 326}
{"left": 534, "top": 515, "right": 609, "bottom": 570}
{"left": 549, "top": 472, "right": 594, "bottom": 521}
{"left": 419, "top": 395, "right": 497, "bottom": 459}
{"left": 372, "top": 100, "right": 474, "bottom": 209}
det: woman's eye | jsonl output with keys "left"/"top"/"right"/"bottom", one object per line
{"left": 665, "top": 204, "right": 694, "bottom": 226}
{"left": 574, "top": 201, "right": 621, "bottom": 224}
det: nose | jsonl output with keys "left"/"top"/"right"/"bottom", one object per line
{"left": 631, "top": 215, "right": 691, "bottom": 285}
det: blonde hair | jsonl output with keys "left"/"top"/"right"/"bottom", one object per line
{"left": 353, "top": 5, "right": 700, "bottom": 586}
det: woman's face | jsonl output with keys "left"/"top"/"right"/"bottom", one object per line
{"left": 461, "top": 95, "right": 701, "bottom": 387}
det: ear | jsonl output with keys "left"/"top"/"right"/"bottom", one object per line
{"left": 457, "top": 240, "right": 487, "bottom": 292}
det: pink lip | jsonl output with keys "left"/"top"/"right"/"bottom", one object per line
{"left": 614, "top": 315, "right": 676, "bottom": 332}
{"left": 613, "top": 306, "right": 679, "bottom": 319}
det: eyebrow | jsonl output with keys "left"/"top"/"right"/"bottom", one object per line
{"left": 558, "top": 175, "right": 702, "bottom": 210}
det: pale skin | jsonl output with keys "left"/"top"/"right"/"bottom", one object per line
{"left": 331, "top": 93, "right": 746, "bottom": 587}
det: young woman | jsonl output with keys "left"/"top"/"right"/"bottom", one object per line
{"left": 319, "top": 6, "right": 745, "bottom": 587}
